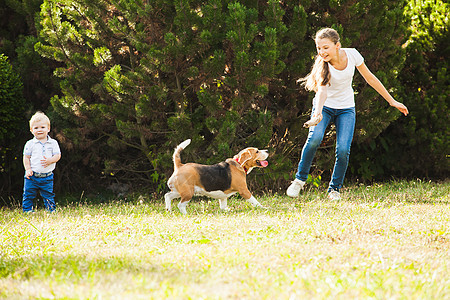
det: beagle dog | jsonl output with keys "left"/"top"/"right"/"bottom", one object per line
{"left": 165, "top": 139, "right": 269, "bottom": 214}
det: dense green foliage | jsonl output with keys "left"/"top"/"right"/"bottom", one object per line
{"left": 0, "top": 0, "right": 447, "bottom": 200}
{"left": 0, "top": 54, "right": 26, "bottom": 196}
{"left": 0, "top": 54, "right": 25, "bottom": 142}
{"left": 350, "top": 0, "right": 449, "bottom": 180}
{"left": 0, "top": 0, "right": 59, "bottom": 111}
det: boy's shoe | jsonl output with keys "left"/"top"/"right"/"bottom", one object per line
{"left": 286, "top": 179, "right": 305, "bottom": 197}
{"left": 328, "top": 190, "right": 341, "bottom": 201}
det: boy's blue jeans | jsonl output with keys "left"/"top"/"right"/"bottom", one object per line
{"left": 23, "top": 174, "right": 55, "bottom": 212}
{"left": 295, "top": 106, "right": 356, "bottom": 192}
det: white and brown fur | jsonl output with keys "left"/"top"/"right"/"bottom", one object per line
{"left": 165, "top": 139, "right": 269, "bottom": 214}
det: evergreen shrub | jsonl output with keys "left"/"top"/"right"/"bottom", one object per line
{"left": 0, "top": 54, "right": 26, "bottom": 196}
{"left": 349, "top": 0, "right": 449, "bottom": 180}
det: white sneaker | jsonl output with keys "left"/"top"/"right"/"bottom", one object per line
{"left": 286, "top": 179, "right": 305, "bottom": 197}
{"left": 328, "top": 190, "right": 341, "bottom": 201}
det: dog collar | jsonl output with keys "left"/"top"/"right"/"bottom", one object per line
{"left": 235, "top": 158, "right": 248, "bottom": 174}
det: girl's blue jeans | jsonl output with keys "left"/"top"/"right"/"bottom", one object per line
{"left": 295, "top": 106, "right": 356, "bottom": 192}
{"left": 23, "top": 174, "right": 55, "bottom": 212}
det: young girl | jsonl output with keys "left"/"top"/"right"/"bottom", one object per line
{"left": 287, "top": 28, "right": 408, "bottom": 200}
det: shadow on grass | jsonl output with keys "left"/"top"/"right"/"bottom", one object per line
{"left": 0, "top": 253, "right": 180, "bottom": 282}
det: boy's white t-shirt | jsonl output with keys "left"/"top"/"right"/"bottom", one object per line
{"left": 23, "top": 136, "right": 61, "bottom": 173}
{"left": 313, "top": 48, "right": 364, "bottom": 109}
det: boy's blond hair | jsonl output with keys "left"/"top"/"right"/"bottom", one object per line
{"left": 29, "top": 111, "right": 51, "bottom": 128}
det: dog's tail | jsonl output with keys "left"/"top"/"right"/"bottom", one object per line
{"left": 173, "top": 139, "right": 191, "bottom": 169}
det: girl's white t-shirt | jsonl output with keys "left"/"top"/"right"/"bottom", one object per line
{"left": 314, "top": 48, "right": 364, "bottom": 109}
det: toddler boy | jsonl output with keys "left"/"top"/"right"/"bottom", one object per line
{"left": 23, "top": 111, "right": 61, "bottom": 212}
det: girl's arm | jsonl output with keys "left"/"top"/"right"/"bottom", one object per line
{"left": 304, "top": 85, "right": 327, "bottom": 128}
{"left": 356, "top": 63, "right": 409, "bottom": 116}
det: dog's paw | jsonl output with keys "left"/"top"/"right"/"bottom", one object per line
{"left": 257, "top": 204, "right": 269, "bottom": 210}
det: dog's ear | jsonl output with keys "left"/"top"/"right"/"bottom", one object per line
{"left": 238, "top": 149, "right": 253, "bottom": 166}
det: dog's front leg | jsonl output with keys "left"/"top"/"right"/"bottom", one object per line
{"left": 246, "top": 195, "right": 264, "bottom": 208}
{"left": 240, "top": 188, "right": 265, "bottom": 209}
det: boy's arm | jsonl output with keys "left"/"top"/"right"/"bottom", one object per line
{"left": 50, "top": 153, "right": 61, "bottom": 164}
{"left": 41, "top": 153, "right": 61, "bottom": 168}
{"left": 23, "top": 155, "right": 33, "bottom": 179}
{"left": 356, "top": 63, "right": 409, "bottom": 116}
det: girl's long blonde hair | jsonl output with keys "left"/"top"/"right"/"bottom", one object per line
{"left": 299, "top": 28, "right": 340, "bottom": 92}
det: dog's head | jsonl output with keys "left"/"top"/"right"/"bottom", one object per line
{"left": 233, "top": 147, "right": 269, "bottom": 174}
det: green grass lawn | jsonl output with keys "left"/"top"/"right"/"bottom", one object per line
{"left": 1, "top": 180, "right": 449, "bottom": 299}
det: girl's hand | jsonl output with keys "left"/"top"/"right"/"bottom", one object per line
{"left": 390, "top": 100, "right": 409, "bottom": 116}
{"left": 304, "top": 113, "right": 323, "bottom": 128}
